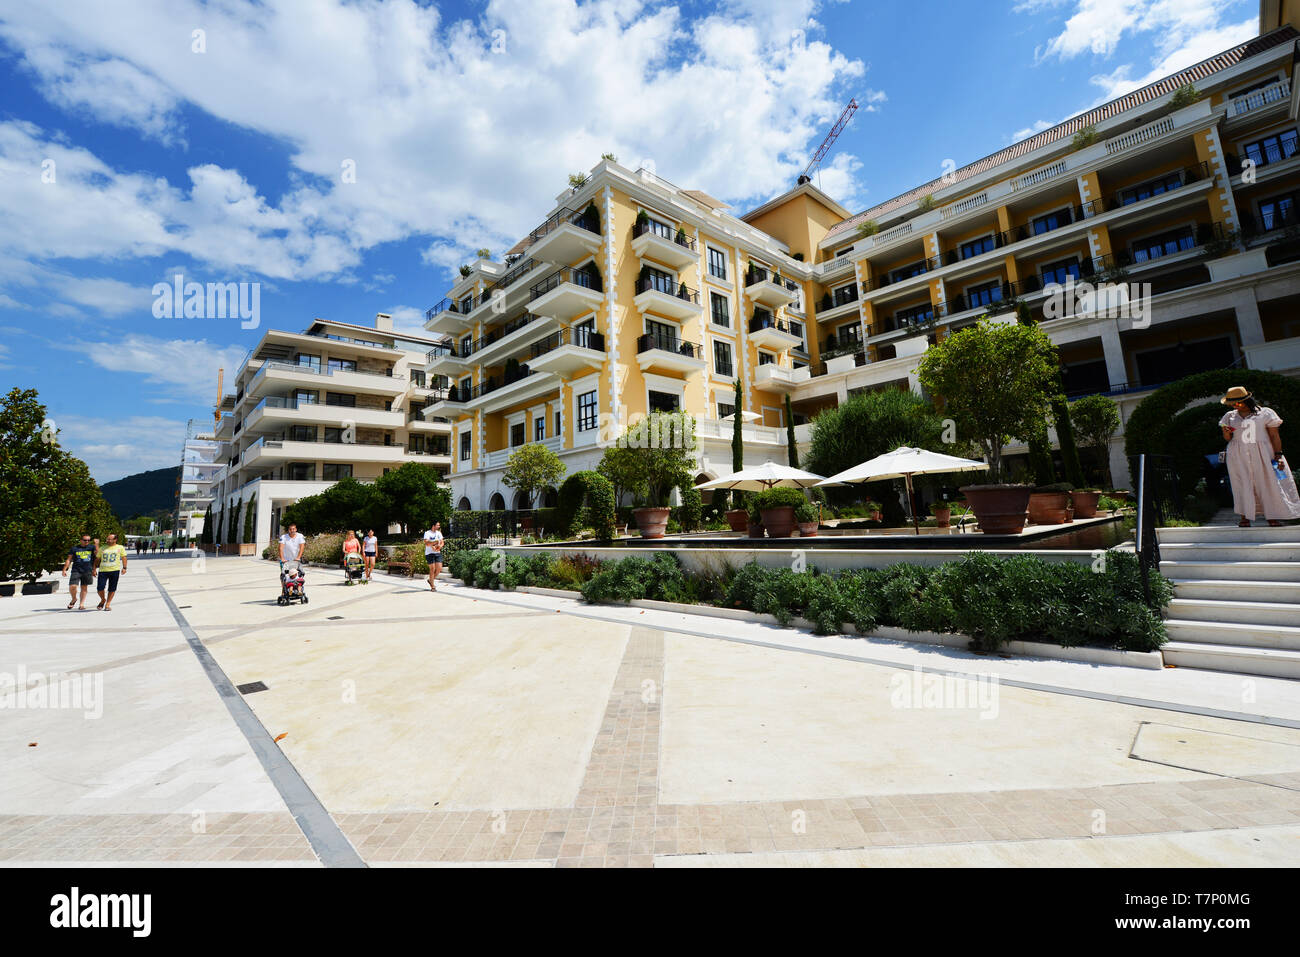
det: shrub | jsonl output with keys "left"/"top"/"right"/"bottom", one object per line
{"left": 677, "top": 481, "right": 703, "bottom": 532}
{"left": 752, "top": 487, "right": 808, "bottom": 511}
{"left": 557, "top": 471, "right": 617, "bottom": 540}
{"left": 301, "top": 533, "right": 344, "bottom": 565}
{"left": 548, "top": 553, "right": 603, "bottom": 590}
{"left": 580, "top": 553, "right": 690, "bottom": 604}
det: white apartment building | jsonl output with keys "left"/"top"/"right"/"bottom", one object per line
{"left": 208, "top": 313, "right": 453, "bottom": 548}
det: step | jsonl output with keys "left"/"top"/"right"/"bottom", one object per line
{"left": 1167, "top": 596, "right": 1300, "bottom": 628}
{"left": 1156, "top": 542, "right": 1300, "bottom": 562}
{"left": 1163, "top": 618, "right": 1300, "bottom": 651}
{"left": 1156, "top": 524, "right": 1300, "bottom": 545}
{"left": 1169, "top": 578, "right": 1300, "bottom": 603}
{"left": 1158, "top": 560, "right": 1300, "bottom": 582}
{"left": 1160, "top": 641, "right": 1300, "bottom": 680}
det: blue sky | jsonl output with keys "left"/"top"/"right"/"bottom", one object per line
{"left": 0, "top": 0, "right": 1258, "bottom": 481}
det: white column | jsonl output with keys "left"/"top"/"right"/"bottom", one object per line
{"left": 1233, "top": 291, "right": 1265, "bottom": 348}
{"left": 1099, "top": 322, "right": 1128, "bottom": 389}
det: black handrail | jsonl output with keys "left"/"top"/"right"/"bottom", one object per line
{"left": 531, "top": 266, "right": 603, "bottom": 299}
{"left": 636, "top": 332, "right": 701, "bottom": 358}
{"left": 635, "top": 275, "right": 700, "bottom": 303}
{"left": 748, "top": 313, "right": 795, "bottom": 335}
{"left": 745, "top": 266, "right": 798, "bottom": 290}
{"left": 529, "top": 205, "right": 601, "bottom": 245}
{"left": 528, "top": 327, "right": 606, "bottom": 358}
{"left": 632, "top": 218, "right": 697, "bottom": 251}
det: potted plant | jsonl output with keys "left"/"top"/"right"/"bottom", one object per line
{"left": 1028, "top": 481, "right": 1073, "bottom": 525}
{"left": 1070, "top": 489, "right": 1102, "bottom": 519}
{"left": 725, "top": 489, "right": 749, "bottom": 533}
{"left": 930, "top": 501, "right": 951, "bottom": 527}
{"left": 598, "top": 412, "right": 695, "bottom": 539}
{"left": 866, "top": 500, "right": 883, "bottom": 522}
{"left": 795, "top": 499, "right": 819, "bottom": 536}
{"left": 917, "top": 318, "right": 1061, "bottom": 535}
{"left": 752, "top": 487, "right": 806, "bottom": 538}
{"left": 746, "top": 500, "right": 765, "bottom": 538}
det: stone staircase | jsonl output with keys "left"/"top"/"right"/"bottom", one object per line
{"left": 1158, "top": 516, "right": 1300, "bottom": 680}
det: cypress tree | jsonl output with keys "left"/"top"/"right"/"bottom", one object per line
{"left": 784, "top": 394, "right": 799, "bottom": 467}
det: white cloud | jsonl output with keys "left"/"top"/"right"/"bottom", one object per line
{"left": 384, "top": 305, "right": 429, "bottom": 339}
{"left": 51, "top": 413, "right": 189, "bottom": 482}
{"left": 60, "top": 332, "right": 248, "bottom": 406}
{"left": 1011, "top": 118, "right": 1055, "bottom": 142}
{"left": 1087, "top": 15, "right": 1258, "bottom": 100}
{"left": 0, "top": 0, "right": 869, "bottom": 288}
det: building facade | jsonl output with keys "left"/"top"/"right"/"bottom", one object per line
{"left": 208, "top": 313, "right": 452, "bottom": 548}
{"left": 429, "top": 25, "right": 1300, "bottom": 502}
{"left": 171, "top": 419, "right": 220, "bottom": 541}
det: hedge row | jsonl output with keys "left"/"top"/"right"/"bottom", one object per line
{"left": 445, "top": 548, "right": 1171, "bottom": 652}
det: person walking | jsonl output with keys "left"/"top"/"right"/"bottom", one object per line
{"left": 61, "top": 534, "right": 97, "bottom": 610}
{"left": 423, "top": 520, "right": 444, "bottom": 592}
{"left": 279, "top": 523, "right": 306, "bottom": 564}
{"left": 1220, "top": 386, "right": 1300, "bottom": 527}
{"left": 94, "top": 533, "right": 128, "bottom": 611}
{"left": 362, "top": 528, "right": 378, "bottom": 580}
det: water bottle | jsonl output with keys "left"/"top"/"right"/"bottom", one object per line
{"left": 1275, "top": 458, "right": 1287, "bottom": 482}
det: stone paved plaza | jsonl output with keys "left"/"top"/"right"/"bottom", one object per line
{"left": 2, "top": 552, "right": 1298, "bottom": 867}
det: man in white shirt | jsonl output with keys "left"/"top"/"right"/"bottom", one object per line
{"left": 423, "top": 520, "right": 444, "bottom": 592}
{"left": 279, "top": 523, "right": 307, "bottom": 564}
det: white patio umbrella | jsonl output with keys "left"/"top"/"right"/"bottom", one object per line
{"left": 695, "top": 461, "right": 825, "bottom": 491}
{"left": 721, "top": 410, "right": 762, "bottom": 423}
{"left": 816, "top": 446, "right": 989, "bottom": 534}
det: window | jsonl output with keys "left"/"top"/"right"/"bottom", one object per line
{"left": 831, "top": 283, "right": 858, "bottom": 307}
{"left": 510, "top": 422, "right": 525, "bottom": 446}
{"left": 460, "top": 432, "right": 471, "bottom": 461}
{"left": 286, "top": 463, "right": 315, "bottom": 481}
{"left": 323, "top": 464, "right": 352, "bottom": 480}
{"left": 459, "top": 335, "right": 472, "bottom": 356}
{"left": 458, "top": 294, "right": 474, "bottom": 313}
{"left": 894, "top": 303, "right": 934, "bottom": 329}
{"left": 325, "top": 392, "right": 355, "bottom": 407}
{"left": 577, "top": 391, "right": 598, "bottom": 431}
{"left": 327, "top": 357, "right": 357, "bottom": 373}
{"left": 707, "top": 247, "right": 727, "bottom": 279}
{"left": 295, "top": 353, "right": 321, "bottom": 372}
{"left": 717, "top": 401, "right": 735, "bottom": 419}
{"left": 965, "top": 280, "right": 1003, "bottom": 309}
{"left": 758, "top": 352, "right": 775, "bottom": 366}
{"left": 645, "top": 319, "right": 677, "bottom": 349}
{"left": 888, "top": 260, "right": 929, "bottom": 283}
{"left": 709, "top": 292, "right": 730, "bottom": 327}
{"left": 1259, "top": 194, "right": 1297, "bottom": 231}
{"left": 1040, "top": 257, "right": 1081, "bottom": 285}
{"left": 554, "top": 410, "right": 561, "bottom": 435}
{"left": 1031, "top": 207, "right": 1073, "bottom": 235}
{"left": 787, "top": 319, "right": 805, "bottom": 350}
{"left": 324, "top": 427, "right": 347, "bottom": 444}
{"left": 535, "top": 417, "right": 546, "bottom": 442}
{"left": 1243, "top": 129, "right": 1299, "bottom": 167}
{"left": 1131, "top": 227, "right": 1195, "bottom": 262}
{"left": 294, "top": 389, "right": 317, "bottom": 406}
{"left": 648, "top": 390, "right": 679, "bottom": 413}
{"left": 1118, "top": 172, "right": 1182, "bottom": 206}
{"left": 289, "top": 425, "right": 316, "bottom": 442}
{"left": 409, "top": 370, "right": 426, "bottom": 388}
{"left": 458, "top": 377, "right": 472, "bottom": 398}
{"left": 838, "top": 322, "right": 862, "bottom": 346}
{"left": 959, "top": 235, "right": 996, "bottom": 260}
{"left": 714, "top": 340, "right": 733, "bottom": 377}
{"left": 640, "top": 264, "right": 677, "bottom": 295}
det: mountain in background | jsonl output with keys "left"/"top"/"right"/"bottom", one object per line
{"left": 99, "top": 466, "right": 180, "bottom": 520}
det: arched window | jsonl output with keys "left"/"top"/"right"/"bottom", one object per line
{"left": 512, "top": 489, "right": 531, "bottom": 511}
{"left": 540, "top": 486, "right": 558, "bottom": 508}
{"left": 488, "top": 492, "right": 506, "bottom": 511}
{"left": 457, "top": 497, "right": 472, "bottom": 511}
{"left": 695, "top": 473, "right": 715, "bottom": 506}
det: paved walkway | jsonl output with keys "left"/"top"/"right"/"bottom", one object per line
{"left": 2, "top": 553, "right": 1299, "bottom": 867}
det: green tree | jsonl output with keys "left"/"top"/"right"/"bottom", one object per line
{"left": 597, "top": 443, "right": 645, "bottom": 506}
{"left": 242, "top": 498, "right": 255, "bottom": 545}
{"left": 1016, "top": 301, "right": 1084, "bottom": 487}
{"left": 917, "top": 317, "right": 1061, "bottom": 482}
{"left": 215, "top": 506, "right": 226, "bottom": 545}
{"left": 375, "top": 463, "right": 451, "bottom": 537}
{"left": 600, "top": 412, "right": 697, "bottom": 508}
{"left": 501, "top": 443, "right": 565, "bottom": 510}
{"left": 200, "top": 503, "right": 213, "bottom": 545}
{"left": 281, "top": 478, "right": 386, "bottom": 535}
{"left": 784, "top": 394, "right": 799, "bottom": 467}
{"left": 803, "top": 388, "right": 946, "bottom": 524}
{"left": 731, "top": 378, "right": 744, "bottom": 509}
{"left": 0, "top": 388, "right": 121, "bottom": 581}
{"left": 1071, "top": 394, "right": 1121, "bottom": 487}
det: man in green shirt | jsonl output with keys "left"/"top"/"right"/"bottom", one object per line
{"left": 61, "top": 534, "right": 97, "bottom": 610}
{"left": 94, "top": 533, "right": 128, "bottom": 611}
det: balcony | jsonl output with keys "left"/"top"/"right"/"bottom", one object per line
{"left": 747, "top": 312, "right": 803, "bottom": 350}
{"left": 424, "top": 297, "right": 474, "bottom": 334}
{"left": 242, "top": 436, "right": 408, "bottom": 468}
{"left": 635, "top": 331, "right": 706, "bottom": 375}
{"left": 468, "top": 312, "right": 561, "bottom": 367}
{"left": 248, "top": 360, "right": 406, "bottom": 399}
{"left": 745, "top": 266, "right": 799, "bottom": 308}
{"left": 754, "top": 363, "right": 811, "bottom": 394}
{"left": 244, "top": 396, "right": 403, "bottom": 433}
{"left": 814, "top": 285, "right": 861, "bottom": 322}
{"left": 526, "top": 204, "right": 603, "bottom": 264}
{"left": 634, "top": 275, "right": 701, "bottom": 321}
{"left": 484, "top": 434, "right": 564, "bottom": 470}
{"left": 1243, "top": 336, "right": 1300, "bottom": 373}
{"left": 631, "top": 219, "right": 698, "bottom": 269}
{"left": 423, "top": 387, "right": 468, "bottom": 418}
{"left": 1225, "top": 79, "right": 1291, "bottom": 124}
{"left": 523, "top": 327, "right": 607, "bottom": 377}
{"left": 530, "top": 266, "right": 604, "bottom": 321}
{"left": 426, "top": 341, "right": 472, "bottom": 376}
{"left": 464, "top": 367, "right": 561, "bottom": 413}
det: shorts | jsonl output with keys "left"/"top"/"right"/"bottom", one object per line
{"left": 97, "top": 570, "right": 120, "bottom": 592}
{"left": 69, "top": 567, "right": 93, "bottom": 587}
{"left": 426, "top": 552, "right": 442, "bottom": 564}
{"left": 364, "top": 551, "right": 376, "bottom": 558}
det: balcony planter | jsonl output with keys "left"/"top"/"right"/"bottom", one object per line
{"left": 959, "top": 484, "right": 1032, "bottom": 534}
{"left": 1070, "top": 490, "right": 1101, "bottom": 519}
{"left": 633, "top": 506, "right": 671, "bottom": 539}
{"left": 1027, "top": 491, "right": 1072, "bottom": 526}
{"left": 21, "top": 580, "right": 56, "bottom": 595}
{"left": 725, "top": 508, "right": 749, "bottom": 533}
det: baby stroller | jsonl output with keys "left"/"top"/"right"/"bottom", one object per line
{"left": 278, "top": 560, "right": 308, "bottom": 605}
{"left": 343, "top": 552, "right": 367, "bottom": 586}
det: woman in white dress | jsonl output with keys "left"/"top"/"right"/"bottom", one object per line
{"left": 1219, "top": 386, "right": 1300, "bottom": 527}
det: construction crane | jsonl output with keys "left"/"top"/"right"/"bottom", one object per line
{"left": 800, "top": 97, "right": 859, "bottom": 183}
{"left": 213, "top": 368, "right": 223, "bottom": 429}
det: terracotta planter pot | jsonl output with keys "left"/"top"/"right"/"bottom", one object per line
{"left": 870, "top": 510, "right": 883, "bottom": 522}
{"left": 797, "top": 521, "right": 819, "bottom": 537}
{"left": 932, "top": 508, "right": 951, "bottom": 528}
{"left": 725, "top": 508, "right": 749, "bottom": 533}
{"left": 959, "top": 484, "right": 1032, "bottom": 535}
{"left": 1070, "top": 490, "right": 1101, "bottom": 519}
{"left": 633, "top": 506, "right": 670, "bottom": 539}
{"left": 1027, "top": 492, "right": 1071, "bottom": 525}
{"left": 748, "top": 521, "right": 765, "bottom": 538}
{"left": 760, "top": 506, "right": 797, "bottom": 538}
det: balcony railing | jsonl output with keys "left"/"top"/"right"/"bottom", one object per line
{"left": 528, "top": 204, "right": 601, "bottom": 245}
{"left": 635, "top": 275, "right": 699, "bottom": 304}
{"left": 1230, "top": 79, "right": 1290, "bottom": 117}
{"left": 748, "top": 313, "right": 797, "bottom": 336}
{"left": 636, "top": 332, "right": 702, "bottom": 359}
{"left": 250, "top": 360, "right": 403, "bottom": 386}
{"left": 745, "top": 266, "right": 798, "bottom": 290}
{"left": 486, "top": 256, "right": 539, "bottom": 294}
{"left": 530, "top": 265, "right": 603, "bottom": 299}
{"left": 527, "top": 326, "right": 606, "bottom": 358}
{"left": 632, "top": 218, "right": 697, "bottom": 252}
{"left": 425, "top": 297, "right": 467, "bottom": 324}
